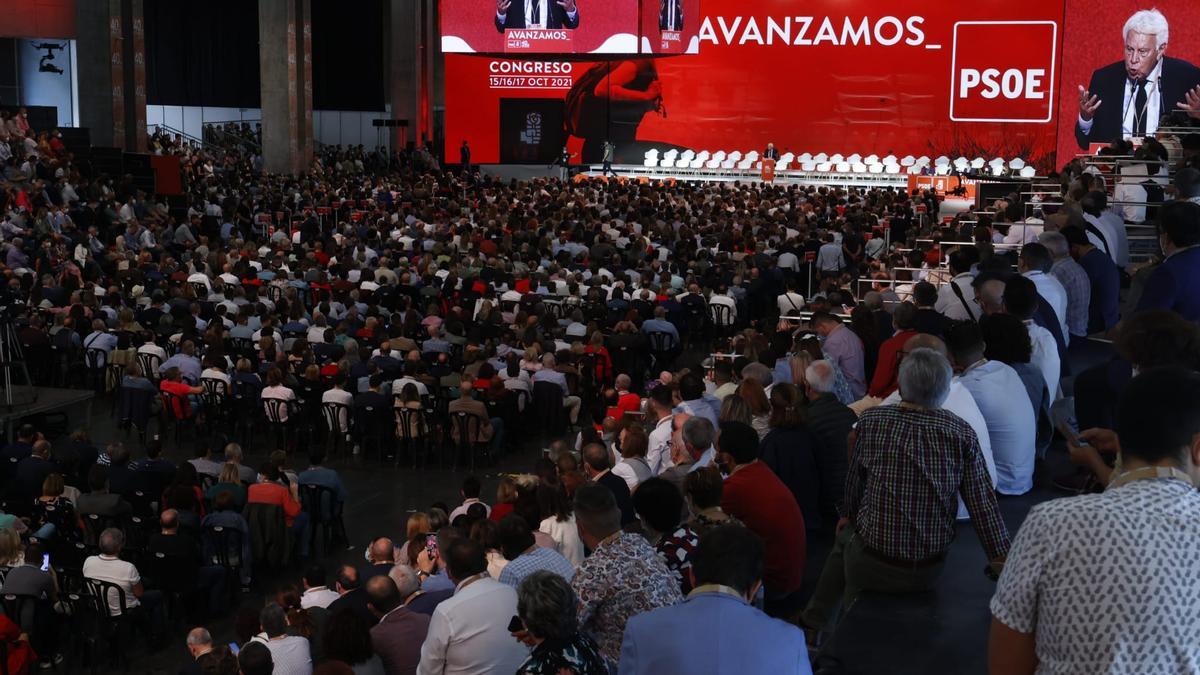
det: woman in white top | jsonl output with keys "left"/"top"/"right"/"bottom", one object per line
{"left": 611, "top": 425, "right": 653, "bottom": 492}
{"left": 261, "top": 367, "right": 297, "bottom": 422}
{"left": 536, "top": 483, "right": 584, "bottom": 567}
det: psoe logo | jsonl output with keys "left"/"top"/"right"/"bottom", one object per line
{"left": 950, "top": 21, "right": 1057, "bottom": 123}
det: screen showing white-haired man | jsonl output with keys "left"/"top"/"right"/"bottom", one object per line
{"left": 1075, "top": 8, "right": 1200, "bottom": 149}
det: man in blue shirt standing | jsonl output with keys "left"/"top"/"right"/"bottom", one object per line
{"left": 1136, "top": 201, "right": 1200, "bottom": 321}
{"left": 1061, "top": 225, "right": 1120, "bottom": 334}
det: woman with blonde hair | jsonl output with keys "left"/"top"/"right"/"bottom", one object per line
{"left": 489, "top": 476, "right": 520, "bottom": 522}
{"left": 0, "top": 528, "right": 22, "bottom": 567}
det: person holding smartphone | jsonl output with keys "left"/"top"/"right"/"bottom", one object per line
{"left": 0, "top": 541, "right": 61, "bottom": 669}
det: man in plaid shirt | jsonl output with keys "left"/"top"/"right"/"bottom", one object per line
{"left": 800, "top": 347, "right": 1010, "bottom": 633}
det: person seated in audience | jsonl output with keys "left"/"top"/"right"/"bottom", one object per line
{"left": 321, "top": 606, "right": 385, "bottom": 674}
{"left": 327, "top": 564, "right": 375, "bottom": 626}
{"left": 619, "top": 525, "right": 811, "bottom": 674}
{"left": 249, "top": 602, "right": 312, "bottom": 675}
{"left": 1001, "top": 274, "right": 1062, "bottom": 402}
{"left": 511, "top": 570, "right": 607, "bottom": 675}
{"left": 632, "top": 477, "right": 700, "bottom": 594}
{"left": 300, "top": 564, "right": 340, "bottom": 610}
{"left": 1135, "top": 201, "right": 1200, "bottom": 321}
{"left": 571, "top": 484, "right": 682, "bottom": 669}
{"left": 246, "top": 463, "right": 310, "bottom": 559}
{"left": 367, "top": 574, "right": 431, "bottom": 675}
{"left": 684, "top": 466, "right": 743, "bottom": 536}
{"left": 497, "top": 513, "right": 574, "bottom": 588}
{"left": 390, "top": 563, "right": 453, "bottom": 617}
{"left": 76, "top": 464, "right": 133, "bottom": 520}
{"left": 160, "top": 367, "right": 204, "bottom": 420}
{"left": 581, "top": 442, "right": 636, "bottom": 526}
{"left": 224, "top": 443, "right": 258, "bottom": 484}
{"left": 149, "top": 508, "right": 228, "bottom": 615}
{"left": 13, "top": 439, "right": 56, "bottom": 506}
{"left": 611, "top": 424, "right": 652, "bottom": 491}
{"left": 416, "top": 537, "right": 527, "bottom": 675}
{"left": 800, "top": 348, "right": 1009, "bottom": 637}
{"left": 946, "top": 321, "right": 1037, "bottom": 495}
{"left": 297, "top": 450, "right": 348, "bottom": 517}
{"left": 82, "top": 528, "right": 165, "bottom": 647}
{"left": 0, "top": 541, "right": 61, "bottom": 668}
{"left": 991, "top": 369, "right": 1200, "bottom": 674}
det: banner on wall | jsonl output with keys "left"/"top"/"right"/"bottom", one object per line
{"left": 447, "top": 0, "right": 1070, "bottom": 167}
{"left": 440, "top": 0, "right": 640, "bottom": 54}
{"left": 638, "top": 0, "right": 700, "bottom": 54}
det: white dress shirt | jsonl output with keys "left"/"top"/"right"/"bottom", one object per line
{"left": 882, "top": 380, "right": 996, "bottom": 519}
{"left": 957, "top": 360, "right": 1036, "bottom": 496}
{"left": 934, "top": 273, "right": 980, "bottom": 322}
{"left": 300, "top": 586, "right": 340, "bottom": 609}
{"left": 1023, "top": 271, "right": 1069, "bottom": 343}
{"left": 646, "top": 415, "right": 674, "bottom": 475}
{"left": 1076, "top": 57, "right": 1164, "bottom": 139}
{"left": 416, "top": 576, "right": 527, "bottom": 675}
{"left": 1025, "top": 320, "right": 1061, "bottom": 403}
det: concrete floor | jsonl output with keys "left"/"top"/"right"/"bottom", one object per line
{"left": 29, "top": 341, "right": 1108, "bottom": 674}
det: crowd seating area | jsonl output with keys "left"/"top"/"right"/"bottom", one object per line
{"left": 635, "top": 148, "right": 1039, "bottom": 179}
{"left": 0, "top": 101, "right": 1199, "bottom": 675}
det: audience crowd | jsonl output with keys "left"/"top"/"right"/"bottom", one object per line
{"left": 0, "top": 110, "right": 1199, "bottom": 675}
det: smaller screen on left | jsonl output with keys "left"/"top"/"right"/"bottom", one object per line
{"left": 440, "top": 0, "right": 640, "bottom": 54}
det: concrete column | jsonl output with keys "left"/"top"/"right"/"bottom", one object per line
{"left": 74, "top": 0, "right": 145, "bottom": 151}
{"left": 388, "top": 0, "right": 438, "bottom": 151}
{"left": 258, "top": 0, "right": 313, "bottom": 174}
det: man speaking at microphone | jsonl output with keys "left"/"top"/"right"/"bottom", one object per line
{"left": 1075, "top": 9, "right": 1200, "bottom": 150}
{"left": 495, "top": 0, "right": 579, "bottom": 33}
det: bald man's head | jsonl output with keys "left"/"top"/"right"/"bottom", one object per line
{"left": 902, "top": 333, "right": 949, "bottom": 359}
{"left": 369, "top": 537, "right": 394, "bottom": 564}
{"left": 978, "top": 279, "right": 1005, "bottom": 315}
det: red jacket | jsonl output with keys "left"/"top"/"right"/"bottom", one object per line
{"left": 722, "top": 461, "right": 806, "bottom": 596}
{"left": 869, "top": 329, "right": 918, "bottom": 398}
{"left": 247, "top": 482, "right": 302, "bottom": 526}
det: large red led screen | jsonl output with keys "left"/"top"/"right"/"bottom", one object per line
{"left": 441, "top": 0, "right": 640, "bottom": 54}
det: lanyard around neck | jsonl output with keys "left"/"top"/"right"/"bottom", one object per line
{"left": 1108, "top": 465, "right": 1194, "bottom": 490}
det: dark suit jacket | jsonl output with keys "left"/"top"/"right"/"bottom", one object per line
{"left": 495, "top": 1, "right": 580, "bottom": 32}
{"left": 328, "top": 587, "right": 376, "bottom": 626}
{"left": 370, "top": 606, "right": 431, "bottom": 675}
{"left": 597, "top": 470, "right": 636, "bottom": 526}
{"left": 659, "top": 0, "right": 682, "bottom": 31}
{"left": 1075, "top": 56, "right": 1200, "bottom": 149}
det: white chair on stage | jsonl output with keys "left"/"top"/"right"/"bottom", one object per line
{"left": 953, "top": 157, "right": 970, "bottom": 173}
{"left": 1019, "top": 165, "right": 1037, "bottom": 178}
{"left": 643, "top": 149, "right": 659, "bottom": 168}
{"left": 721, "top": 154, "right": 737, "bottom": 170}
{"left": 868, "top": 163, "right": 885, "bottom": 174}
{"left": 659, "top": 148, "right": 679, "bottom": 168}
{"left": 813, "top": 152, "right": 829, "bottom": 164}
{"left": 851, "top": 162, "right": 868, "bottom": 174}
{"left": 776, "top": 152, "right": 794, "bottom": 171}
{"left": 800, "top": 160, "right": 817, "bottom": 171}
{"left": 713, "top": 150, "right": 727, "bottom": 162}
{"left": 1008, "top": 158, "right": 1026, "bottom": 171}
{"left": 900, "top": 155, "right": 916, "bottom": 167}
{"left": 816, "top": 162, "right": 833, "bottom": 172}
{"left": 934, "top": 156, "right": 951, "bottom": 175}
{"left": 737, "top": 156, "right": 754, "bottom": 171}
{"left": 882, "top": 154, "right": 898, "bottom": 166}
{"left": 675, "top": 149, "right": 695, "bottom": 169}
{"left": 830, "top": 153, "right": 845, "bottom": 164}
{"left": 728, "top": 150, "right": 743, "bottom": 162}
{"left": 705, "top": 157, "right": 721, "bottom": 169}
{"left": 847, "top": 153, "right": 863, "bottom": 164}
{"left": 864, "top": 154, "right": 880, "bottom": 165}
{"left": 835, "top": 161, "right": 852, "bottom": 173}
{"left": 885, "top": 164, "right": 902, "bottom": 175}
{"left": 989, "top": 158, "right": 1006, "bottom": 176}
{"left": 690, "top": 151, "right": 708, "bottom": 170}
{"left": 907, "top": 163, "right": 924, "bottom": 175}
{"left": 970, "top": 157, "right": 986, "bottom": 171}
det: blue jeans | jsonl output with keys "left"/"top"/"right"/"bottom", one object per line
{"left": 32, "top": 523, "right": 56, "bottom": 541}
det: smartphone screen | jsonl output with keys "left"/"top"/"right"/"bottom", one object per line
{"left": 229, "top": 642, "right": 240, "bottom": 656}
{"left": 40, "top": 553, "right": 49, "bottom": 572}
{"left": 507, "top": 616, "right": 524, "bottom": 633}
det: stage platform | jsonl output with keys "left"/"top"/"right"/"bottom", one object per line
{"left": 579, "top": 163, "right": 908, "bottom": 189}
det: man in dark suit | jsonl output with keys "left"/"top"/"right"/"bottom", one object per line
{"left": 494, "top": 0, "right": 579, "bottom": 33}
{"left": 582, "top": 442, "right": 636, "bottom": 526}
{"left": 659, "top": 0, "right": 682, "bottom": 31}
{"left": 763, "top": 143, "right": 780, "bottom": 161}
{"left": 1075, "top": 8, "right": 1200, "bottom": 149}
{"left": 367, "top": 575, "right": 430, "bottom": 675}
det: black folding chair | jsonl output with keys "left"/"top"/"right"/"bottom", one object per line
{"left": 395, "top": 406, "right": 431, "bottom": 468}
{"left": 299, "top": 484, "right": 348, "bottom": 558}
{"left": 320, "top": 401, "right": 351, "bottom": 457}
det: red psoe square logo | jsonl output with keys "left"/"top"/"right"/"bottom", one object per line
{"left": 950, "top": 21, "right": 1058, "bottom": 123}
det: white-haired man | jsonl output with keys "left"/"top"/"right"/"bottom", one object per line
{"left": 799, "top": 348, "right": 1009, "bottom": 636}
{"left": 1075, "top": 8, "right": 1200, "bottom": 149}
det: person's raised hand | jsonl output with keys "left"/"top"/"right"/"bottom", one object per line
{"left": 496, "top": 0, "right": 511, "bottom": 14}
{"left": 645, "top": 81, "right": 663, "bottom": 101}
{"left": 1176, "top": 85, "right": 1200, "bottom": 120}
{"left": 558, "top": 0, "right": 577, "bottom": 13}
{"left": 510, "top": 628, "right": 538, "bottom": 647}
{"left": 1077, "top": 85, "right": 1102, "bottom": 121}
{"left": 1077, "top": 427, "right": 1120, "bottom": 456}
